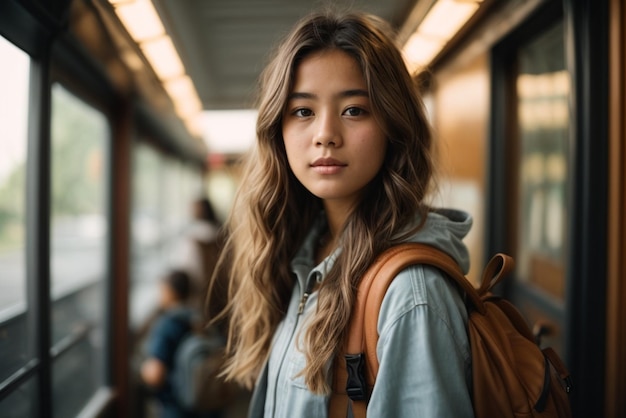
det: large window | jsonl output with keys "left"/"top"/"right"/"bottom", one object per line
{"left": 515, "top": 21, "right": 569, "bottom": 300}
{"left": 130, "top": 142, "right": 203, "bottom": 326}
{"left": 0, "top": 36, "right": 31, "bottom": 386}
{"left": 130, "top": 143, "right": 165, "bottom": 325}
{"left": 491, "top": 9, "right": 570, "bottom": 357}
{"left": 50, "top": 83, "right": 109, "bottom": 418}
{"left": 0, "top": 38, "right": 112, "bottom": 418}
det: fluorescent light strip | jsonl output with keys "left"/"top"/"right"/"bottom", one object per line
{"left": 402, "top": 0, "right": 482, "bottom": 72}
{"left": 419, "top": 0, "right": 479, "bottom": 41}
{"left": 114, "top": 0, "right": 164, "bottom": 42}
{"left": 110, "top": 0, "right": 204, "bottom": 137}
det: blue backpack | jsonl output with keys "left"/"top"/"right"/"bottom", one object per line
{"left": 171, "top": 325, "right": 236, "bottom": 412}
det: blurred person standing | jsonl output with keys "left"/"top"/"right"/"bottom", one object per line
{"left": 140, "top": 269, "right": 223, "bottom": 418}
{"left": 173, "top": 197, "right": 223, "bottom": 315}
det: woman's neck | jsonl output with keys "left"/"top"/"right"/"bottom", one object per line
{"left": 315, "top": 229, "right": 337, "bottom": 264}
{"left": 315, "top": 200, "right": 353, "bottom": 263}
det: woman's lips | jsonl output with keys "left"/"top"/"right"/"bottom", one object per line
{"left": 311, "top": 157, "right": 347, "bottom": 174}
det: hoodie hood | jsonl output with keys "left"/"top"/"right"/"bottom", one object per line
{"left": 291, "top": 208, "right": 473, "bottom": 287}
{"left": 404, "top": 208, "right": 472, "bottom": 274}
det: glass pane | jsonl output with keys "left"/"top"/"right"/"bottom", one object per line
{"left": 207, "top": 164, "right": 239, "bottom": 222}
{"left": 50, "top": 83, "right": 109, "bottom": 415}
{"left": 53, "top": 336, "right": 101, "bottom": 418}
{"left": 162, "top": 162, "right": 206, "bottom": 266}
{"left": 0, "top": 376, "right": 37, "bottom": 417}
{"left": 162, "top": 160, "right": 184, "bottom": 247}
{"left": 129, "top": 144, "right": 206, "bottom": 327}
{"left": 0, "top": 36, "right": 31, "bottom": 382}
{"left": 516, "top": 21, "right": 569, "bottom": 299}
{"left": 130, "top": 142, "right": 165, "bottom": 326}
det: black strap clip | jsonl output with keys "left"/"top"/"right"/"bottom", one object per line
{"left": 345, "top": 353, "right": 367, "bottom": 401}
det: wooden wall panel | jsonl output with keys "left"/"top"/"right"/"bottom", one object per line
{"left": 431, "top": 52, "right": 490, "bottom": 284}
{"left": 606, "top": 0, "right": 626, "bottom": 415}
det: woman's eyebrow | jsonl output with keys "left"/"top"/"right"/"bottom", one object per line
{"left": 287, "top": 89, "right": 369, "bottom": 101}
{"left": 339, "top": 89, "right": 369, "bottom": 98}
{"left": 287, "top": 92, "right": 315, "bottom": 100}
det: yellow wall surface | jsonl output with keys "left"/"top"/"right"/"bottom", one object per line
{"left": 429, "top": 52, "right": 490, "bottom": 284}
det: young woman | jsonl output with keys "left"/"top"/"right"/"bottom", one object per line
{"left": 210, "top": 11, "right": 474, "bottom": 418}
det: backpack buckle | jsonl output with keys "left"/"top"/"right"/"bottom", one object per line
{"left": 345, "top": 353, "right": 367, "bottom": 401}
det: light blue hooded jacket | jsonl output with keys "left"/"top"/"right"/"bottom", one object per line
{"left": 247, "top": 208, "right": 475, "bottom": 418}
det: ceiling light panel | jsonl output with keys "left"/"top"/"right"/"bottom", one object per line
{"left": 140, "top": 36, "right": 185, "bottom": 80}
{"left": 402, "top": 0, "right": 483, "bottom": 72}
{"left": 114, "top": 0, "right": 165, "bottom": 42}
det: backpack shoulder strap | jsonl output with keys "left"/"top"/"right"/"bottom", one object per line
{"left": 351, "top": 243, "right": 480, "bottom": 384}
{"left": 331, "top": 242, "right": 511, "bottom": 418}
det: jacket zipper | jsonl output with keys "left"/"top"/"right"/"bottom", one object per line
{"left": 297, "top": 277, "right": 316, "bottom": 314}
{"left": 270, "top": 273, "right": 317, "bottom": 416}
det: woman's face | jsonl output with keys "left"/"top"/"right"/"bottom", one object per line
{"left": 282, "top": 49, "right": 387, "bottom": 210}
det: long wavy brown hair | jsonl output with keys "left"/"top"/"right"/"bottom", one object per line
{"left": 208, "top": 11, "right": 435, "bottom": 394}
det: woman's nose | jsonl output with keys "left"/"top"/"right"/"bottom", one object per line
{"left": 314, "top": 113, "right": 342, "bottom": 147}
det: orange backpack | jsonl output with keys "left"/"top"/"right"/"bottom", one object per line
{"left": 329, "top": 243, "right": 573, "bottom": 418}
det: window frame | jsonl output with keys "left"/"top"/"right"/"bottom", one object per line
{"left": 489, "top": 0, "right": 610, "bottom": 415}
{"left": 46, "top": 36, "right": 118, "bottom": 417}
{"left": 0, "top": 25, "right": 118, "bottom": 418}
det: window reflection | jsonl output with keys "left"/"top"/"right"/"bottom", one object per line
{"left": 130, "top": 142, "right": 204, "bottom": 326}
{"left": 0, "top": 376, "right": 37, "bottom": 417}
{"left": 516, "top": 22, "right": 569, "bottom": 299}
{"left": 50, "top": 83, "right": 109, "bottom": 416}
{"left": 130, "top": 143, "right": 165, "bottom": 325}
{"left": 0, "top": 36, "right": 30, "bottom": 383}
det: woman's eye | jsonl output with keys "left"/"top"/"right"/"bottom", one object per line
{"left": 294, "top": 108, "right": 313, "bottom": 117}
{"left": 343, "top": 107, "right": 365, "bottom": 117}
